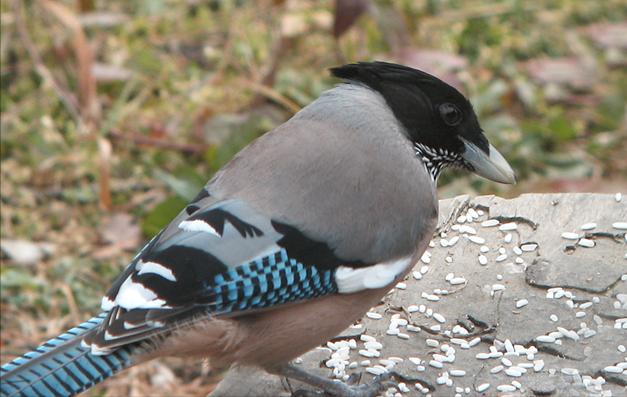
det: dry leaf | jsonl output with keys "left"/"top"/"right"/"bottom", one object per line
{"left": 333, "top": 0, "right": 370, "bottom": 38}
{"left": 523, "top": 57, "right": 597, "bottom": 91}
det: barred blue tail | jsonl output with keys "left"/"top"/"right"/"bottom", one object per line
{"left": 1, "top": 313, "right": 135, "bottom": 397}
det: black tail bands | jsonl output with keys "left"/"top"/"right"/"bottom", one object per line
{"left": 0, "top": 313, "right": 135, "bottom": 397}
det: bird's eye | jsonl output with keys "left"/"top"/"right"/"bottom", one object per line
{"left": 438, "top": 103, "right": 463, "bottom": 126}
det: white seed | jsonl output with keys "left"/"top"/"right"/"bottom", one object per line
{"left": 512, "top": 380, "right": 522, "bottom": 389}
{"left": 492, "top": 284, "right": 505, "bottom": 291}
{"left": 422, "top": 293, "right": 440, "bottom": 302}
{"left": 533, "top": 360, "right": 545, "bottom": 372}
{"left": 397, "top": 332, "right": 410, "bottom": 340}
{"left": 407, "top": 325, "right": 421, "bottom": 332}
{"left": 440, "top": 239, "right": 449, "bottom": 247}
{"left": 503, "top": 339, "right": 516, "bottom": 353}
{"left": 445, "top": 256, "right": 453, "bottom": 263}
{"left": 449, "top": 277, "right": 466, "bottom": 285}
{"left": 497, "top": 385, "right": 516, "bottom": 392}
{"left": 450, "top": 369, "right": 466, "bottom": 377}
{"left": 365, "top": 341, "right": 383, "bottom": 350}
{"left": 480, "top": 245, "right": 489, "bottom": 253}
{"left": 521, "top": 243, "right": 538, "bottom": 252}
{"left": 503, "top": 233, "right": 513, "bottom": 243}
{"left": 426, "top": 339, "right": 439, "bottom": 347}
{"left": 476, "top": 383, "right": 490, "bottom": 392}
{"left": 501, "top": 357, "right": 512, "bottom": 367}
{"left": 515, "top": 257, "right": 524, "bottom": 264}
{"left": 561, "top": 232, "right": 580, "bottom": 240}
{"left": 603, "top": 366, "right": 622, "bottom": 373}
{"left": 366, "top": 366, "right": 386, "bottom": 375}
{"left": 412, "top": 271, "right": 423, "bottom": 280}
{"left": 516, "top": 299, "right": 529, "bottom": 308}
{"left": 459, "top": 225, "right": 477, "bottom": 235}
{"left": 576, "top": 311, "right": 586, "bottom": 318}
{"left": 578, "top": 238, "right": 595, "bottom": 248}
{"left": 359, "top": 350, "right": 377, "bottom": 358}
{"left": 496, "top": 254, "right": 508, "bottom": 262}
{"left": 408, "top": 357, "right": 421, "bottom": 365}
{"left": 446, "top": 273, "right": 454, "bottom": 281}
{"left": 561, "top": 368, "right": 579, "bottom": 376}
{"left": 616, "top": 192, "right": 623, "bottom": 202}
{"left": 550, "top": 314, "right": 558, "bottom": 322}
{"left": 420, "top": 265, "right": 429, "bottom": 274}
{"left": 505, "top": 368, "right": 522, "bottom": 377}
{"left": 468, "top": 235, "right": 486, "bottom": 245}
{"left": 580, "top": 301, "right": 593, "bottom": 309}
{"left": 433, "top": 313, "right": 446, "bottom": 323}
{"left": 513, "top": 246, "right": 523, "bottom": 255}
{"left": 583, "top": 329, "right": 597, "bottom": 339}
{"left": 467, "top": 337, "right": 480, "bottom": 347}
{"left": 398, "top": 383, "right": 410, "bottom": 393}
{"left": 386, "top": 328, "right": 400, "bottom": 336}
{"left": 580, "top": 223, "right": 597, "bottom": 230}
{"left": 396, "top": 282, "right": 407, "bottom": 290}
{"left": 360, "top": 359, "right": 371, "bottom": 366}
{"left": 536, "top": 335, "right": 555, "bottom": 343}
{"left": 557, "top": 327, "right": 580, "bottom": 341}
{"left": 612, "top": 222, "right": 627, "bottom": 230}
{"left": 481, "top": 219, "right": 499, "bottom": 227}
{"left": 366, "top": 312, "right": 382, "bottom": 320}
{"left": 467, "top": 208, "right": 479, "bottom": 220}
{"left": 360, "top": 335, "right": 376, "bottom": 342}
{"left": 430, "top": 325, "right": 441, "bottom": 332}
{"left": 478, "top": 255, "right": 488, "bottom": 265}
{"left": 491, "top": 365, "right": 504, "bottom": 374}
{"left": 408, "top": 305, "right": 419, "bottom": 313}
{"left": 429, "top": 360, "right": 443, "bottom": 368}
{"left": 496, "top": 274, "right": 503, "bottom": 280}
{"left": 499, "top": 222, "right": 518, "bottom": 231}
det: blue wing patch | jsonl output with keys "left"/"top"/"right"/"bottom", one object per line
{"left": 84, "top": 191, "right": 348, "bottom": 353}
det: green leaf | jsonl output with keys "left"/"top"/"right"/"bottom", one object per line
{"left": 153, "top": 168, "right": 204, "bottom": 201}
{"left": 548, "top": 114, "right": 577, "bottom": 141}
{"left": 141, "top": 196, "right": 187, "bottom": 237}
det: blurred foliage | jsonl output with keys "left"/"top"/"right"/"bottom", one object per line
{"left": 0, "top": 0, "right": 626, "bottom": 395}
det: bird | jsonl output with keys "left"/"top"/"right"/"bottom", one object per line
{"left": 0, "top": 61, "right": 515, "bottom": 397}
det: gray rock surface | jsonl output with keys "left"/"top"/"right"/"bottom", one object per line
{"left": 210, "top": 193, "right": 626, "bottom": 397}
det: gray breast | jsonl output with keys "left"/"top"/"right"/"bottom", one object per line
{"left": 209, "top": 84, "right": 438, "bottom": 264}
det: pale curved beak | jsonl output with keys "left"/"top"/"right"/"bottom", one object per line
{"left": 460, "top": 138, "right": 516, "bottom": 184}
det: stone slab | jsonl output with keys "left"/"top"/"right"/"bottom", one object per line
{"left": 210, "top": 193, "right": 626, "bottom": 397}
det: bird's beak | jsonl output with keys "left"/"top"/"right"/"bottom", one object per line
{"left": 460, "top": 138, "right": 516, "bottom": 184}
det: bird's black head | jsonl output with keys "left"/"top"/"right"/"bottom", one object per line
{"left": 330, "top": 61, "right": 515, "bottom": 184}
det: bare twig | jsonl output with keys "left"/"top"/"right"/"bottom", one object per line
{"left": 12, "top": 0, "right": 82, "bottom": 126}
{"left": 41, "top": 0, "right": 100, "bottom": 126}
{"left": 60, "top": 284, "right": 81, "bottom": 325}
{"left": 108, "top": 129, "right": 209, "bottom": 154}
{"left": 97, "top": 137, "right": 112, "bottom": 210}
{"left": 242, "top": 79, "right": 301, "bottom": 114}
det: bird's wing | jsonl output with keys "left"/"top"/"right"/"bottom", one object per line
{"left": 84, "top": 188, "right": 373, "bottom": 353}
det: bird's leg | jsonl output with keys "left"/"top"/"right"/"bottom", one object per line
{"left": 276, "top": 364, "right": 398, "bottom": 397}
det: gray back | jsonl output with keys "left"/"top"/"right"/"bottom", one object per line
{"left": 209, "top": 84, "right": 438, "bottom": 263}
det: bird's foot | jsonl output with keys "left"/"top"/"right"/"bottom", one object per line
{"left": 280, "top": 364, "right": 418, "bottom": 397}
